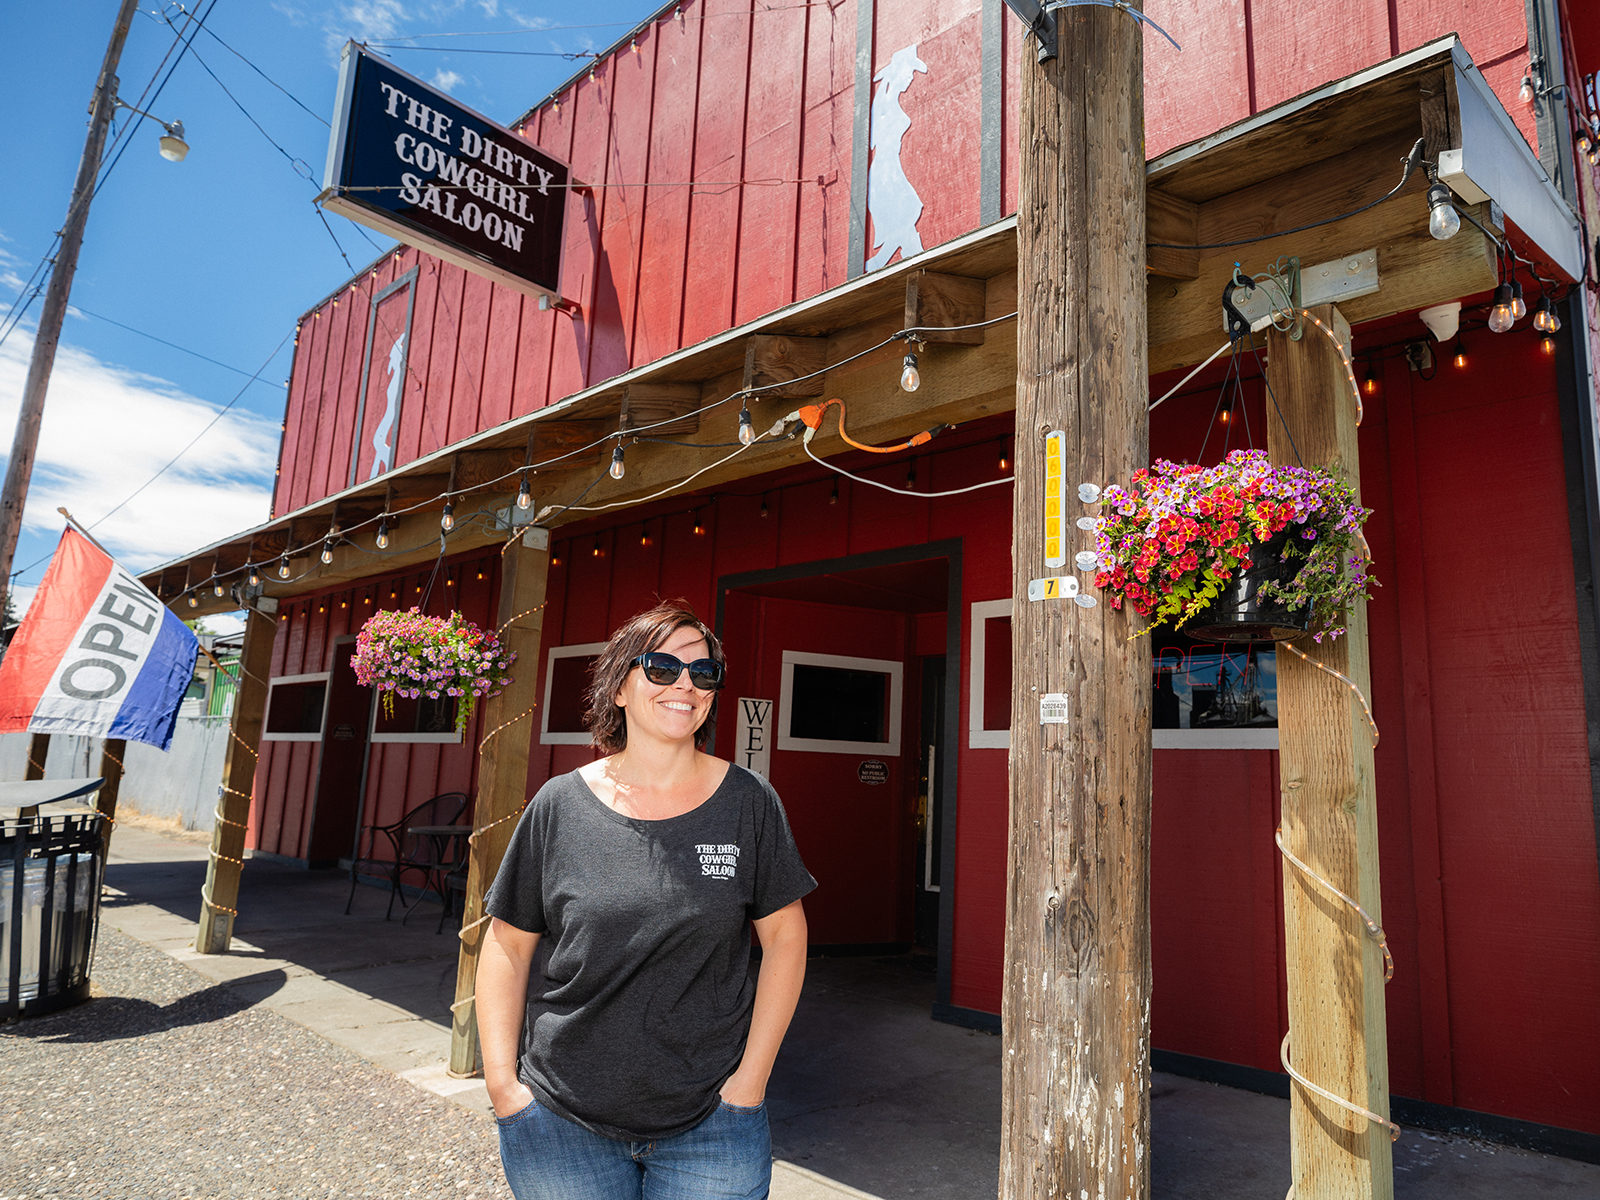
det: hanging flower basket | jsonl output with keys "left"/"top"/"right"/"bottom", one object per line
{"left": 351, "top": 608, "right": 515, "bottom": 732}
{"left": 1093, "top": 449, "right": 1376, "bottom": 643}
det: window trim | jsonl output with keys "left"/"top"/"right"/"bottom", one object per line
{"left": 261, "top": 671, "right": 331, "bottom": 742}
{"left": 776, "top": 650, "right": 903, "bottom": 755}
{"left": 540, "top": 641, "right": 608, "bottom": 745}
{"left": 369, "top": 691, "right": 464, "bottom": 744}
{"left": 968, "top": 598, "right": 1012, "bottom": 749}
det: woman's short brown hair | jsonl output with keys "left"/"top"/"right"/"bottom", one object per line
{"left": 584, "top": 601, "right": 724, "bottom": 755}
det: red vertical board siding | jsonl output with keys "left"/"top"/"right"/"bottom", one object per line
{"left": 448, "top": 272, "right": 494, "bottom": 448}
{"left": 1394, "top": 1, "right": 1535, "bottom": 149}
{"left": 867, "top": 1, "right": 983, "bottom": 267}
{"left": 1001, "top": 11, "right": 1020, "bottom": 218}
{"left": 733, "top": 2, "right": 808, "bottom": 323}
{"left": 306, "top": 299, "right": 354, "bottom": 506}
{"left": 289, "top": 310, "right": 334, "bottom": 512}
{"left": 1249, "top": 1, "right": 1391, "bottom": 111}
{"left": 591, "top": 25, "right": 658, "bottom": 382}
{"left": 551, "top": 75, "right": 615, "bottom": 400}
{"left": 1408, "top": 352, "right": 1600, "bottom": 1133}
{"left": 276, "top": 323, "right": 314, "bottom": 516}
{"left": 794, "top": 0, "right": 856, "bottom": 300}
{"left": 681, "top": 0, "right": 753, "bottom": 347}
{"left": 419, "top": 266, "right": 465, "bottom": 459}
{"left": 391, "top": 254, "right": 438, "bottom": 469}
{"left": 635, "top": 6, "right": 704, "bottom": 363}
{"left": 478, "top": 288, "right": 522, "bottom": 432}
{"left": 1143, "top": 1, "right": 1251, "bottom": 160}
{"left": 324, "top": 286, "right": 368, "bottom": 498}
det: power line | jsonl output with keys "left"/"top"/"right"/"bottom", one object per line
{"left": 197, "top": 24, "right": 329, "bottom": 127}
{"left": 69, "top": 305, "right": 289, "bottom": 387}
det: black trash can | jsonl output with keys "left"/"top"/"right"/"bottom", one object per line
{"left": 2, "top": 810, "right": 106, "bottom": 1020}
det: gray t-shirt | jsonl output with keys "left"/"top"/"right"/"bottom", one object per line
{"left": 484, "top": 763, "right": 816, "bottom": 1141}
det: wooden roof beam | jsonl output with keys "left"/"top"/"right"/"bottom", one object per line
{"left": 1147, "top": 129, "right": 1499, "bottom": 373}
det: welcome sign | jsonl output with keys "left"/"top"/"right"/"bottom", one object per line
{"left": 319, "top": 44, "right": 569, "bottom": 300}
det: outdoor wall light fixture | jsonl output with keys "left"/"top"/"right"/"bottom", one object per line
{"left": 1487, "top": 284, "right": 1516, "bottom": 334}
{"left": 609, "top": 445, "right": 627, "bottom": 480}
{"left": 1533, "top": 296, "right": 1562, "bottom": 334}
{"left": 1426, "top": 181, "right": 1460, "bottom": 241}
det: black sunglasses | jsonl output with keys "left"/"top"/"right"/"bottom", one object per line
{"left": 631, "top": 652, "right": 725, "bottom": 691}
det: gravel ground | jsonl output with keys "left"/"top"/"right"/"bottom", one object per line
{"left": 0, "top": 927, "right": 512, "bottom": 1199}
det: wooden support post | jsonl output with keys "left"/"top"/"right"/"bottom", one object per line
{"left": 24, "top": 733, "right": 48, "bottom": 780}
{"left": 449, "top": 530, "right": 551, "bottom": 1076}
{"left": 95, "top": 738, "right": 126, "bottom": 858}
{"left": 1001, "top": 8, "right": 1150, "bottom": 1200}
{"left": 195, "top": 603, "right": 276, "bottom": 954}
{"left": 1265, "top": 304, "right": 1393, "bottom": 1200}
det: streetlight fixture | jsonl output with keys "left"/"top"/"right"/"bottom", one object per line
{"left": 114, "top": 99, "right": 188, "bottom": 162}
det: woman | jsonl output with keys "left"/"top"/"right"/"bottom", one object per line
{"left": 478, "top": 601, "right": 816, "bottom": 1200}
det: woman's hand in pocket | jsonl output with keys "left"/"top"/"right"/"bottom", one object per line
{"left": 491, "top": 1080, "right": 534, "bottom": 1120}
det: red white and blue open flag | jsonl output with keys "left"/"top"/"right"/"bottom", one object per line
{"left": 0, "top": 528, "right": 200, "bottom": 751}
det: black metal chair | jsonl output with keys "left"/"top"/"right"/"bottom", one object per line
{"left": 438, "top": 864, "right": 471, "bottom": 935}
{"left": 345, "top": 792, "right": 469, "bottom": 920}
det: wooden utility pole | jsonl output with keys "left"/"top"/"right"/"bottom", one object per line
{"left": 1265, "top": 305, "right": 1394, "bottom": 1199}
{"left": 449, "top": 531, "right": 551, "bottom": 1075}
{"left": 195, "top": 603, "right": 276, "bottom": 953}
{"left": 1001, "top": 6, "right": 1151, "bottom": 1200}
{"left": 0, "top": 0, "right": 140, "bottom": 614}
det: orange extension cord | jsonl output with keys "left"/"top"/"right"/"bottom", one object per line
{"left": 796, "top": 397, "right": 951, "bottom": 453}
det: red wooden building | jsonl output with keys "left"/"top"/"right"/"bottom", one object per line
{"left": 151, "top": 0, "right": 1600, "bottom": 1161}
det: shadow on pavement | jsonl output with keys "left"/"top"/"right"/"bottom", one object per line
{"left": 5, "top": 968, "right": 288, "bottom": 1045}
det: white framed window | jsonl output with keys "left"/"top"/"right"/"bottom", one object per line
{"left": 966, "top": 600, "right": 1280, "bottom": 751}
{"left": 370, "top": 691, "right": 463, "bottom": 744}
{"left": 540, "top": 642, "right": 607, "bottom": 745}
{"left": 968, "top": 599, "right": 1012, "bottom": 749}
{"left": 776, "top": 650, "right": 903, "bottom": 755}
{"left": 262, "top": 672, "right": 331, "bottom": 742}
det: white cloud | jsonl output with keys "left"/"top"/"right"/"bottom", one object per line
{"left": 432, "top": 69, "right": 465, "bottom": 91}
{"left": 504, "top": 8, "right": 553, "bottom": 30}
{"left": 0, "top": 327, "right": 278, "bottom": 604}
{"left": 478, "top": 0, "right": 499, "bottom": 16}
{"left": 328, "top": 0, "right": 408, "bottom": 47}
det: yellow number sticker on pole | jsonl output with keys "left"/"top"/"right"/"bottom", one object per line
{"left": 1043, "top": 430, "right": 1065, "bottom": 568}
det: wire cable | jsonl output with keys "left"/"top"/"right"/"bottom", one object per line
{"left": 70, "top": 306, "right": 288, "bottom": 386}
{"left": 802, "top": 440, "right": 1013, "bottom": 498}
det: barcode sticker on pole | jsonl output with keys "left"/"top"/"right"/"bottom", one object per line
{"left": 1044, "top": 430, "right": 1066, "bottom": 568}
{"left": 1040, "top": 693, "right": 1069, "bottom": 725}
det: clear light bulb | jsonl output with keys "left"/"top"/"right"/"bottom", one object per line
{"left": 1581, "top": 134, "right": 1594, "bottom": 155}
{"left": 1509, "top": 280, "right": 1527, "bottom": 321}
{"left": 187, "top": 592, "right": 198, "bottom": 608}
{"left": 900, "top": 353, "right": 920, "bottom": 392}
{"left": 1519, "top": 75, "right": 1535, "bottom": 105}
{"left": 1487, "top": 284, "right": 1515, "bottom": 334}
{"left": 517, "top": 474, "right": 532, "bottom": 509}
{"left": 1453, "top": 339, "right": 1467, "bottom": 369}
{"left": 375, "top": 519, "right": 390, "bottom": 550}
{"left": 738, "top": 407, "right": 755, "bottom": 445}
{"left": 440, "top": 503, "right": 455, "bottom": 532}
{"left": 1533, "top": 297, "right": 1562, "bottom": 334}
{"left": 1363, "top": 367, "right": 1378, "bottom": 395}
{"left": 1541, "top": 335, "right": 1556, "bottom": 356}
{"left": 278, "top": 555, "right": 291, "bottom": 578}
{"left": 213, "top": 581, "right": 225, "bottom": 598}
{"left": 247, "top": 565, "right": 260, "bottom": 587}
{"left": 1590, "top": 147, "right": 1600, "bottom": 167}
{"left": 1426, "top": 182, "right": 1460, "bottom": 241}
{"left": 609, "top": 445, "right": 626, "bottom": 479}
{"left": 320, "top": 539, "right": 335, "bottom": 564}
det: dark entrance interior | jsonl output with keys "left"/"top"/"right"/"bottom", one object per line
{"left": 717, "top": 543, "right": 960, "bottom": 1000}
{"left": 305, "top": 636, "right": 373, "bottom": 867}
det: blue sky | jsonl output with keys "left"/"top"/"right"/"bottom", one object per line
{"left": 1, "top": 0, "right": 664, "bottom": 623}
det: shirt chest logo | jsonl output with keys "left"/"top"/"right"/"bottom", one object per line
{"left": 695, "top": 843, "right": 740, "bottom": 879}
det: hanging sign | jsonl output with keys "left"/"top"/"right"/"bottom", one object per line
{"left": 318, "top": 43, "right": 569, "bottom": 301}
{"left": 735, "top": 698, "right": 773, "bottom": 778}
{"left": 1044, "top": 430, "right": 1066, "bottom": 568}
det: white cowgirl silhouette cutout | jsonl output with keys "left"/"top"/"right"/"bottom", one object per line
{"left": 368, "top": 331, "right": 405, "bottom": 479}
{"left": 865, "top": 44, "right": 928, "bottom": 272}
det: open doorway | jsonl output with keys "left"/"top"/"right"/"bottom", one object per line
{"left": 305, "top": 635, "right": 374, "bottom": 868}
{"left": 716, "top": 542, "right": 961, "bottom": 1005}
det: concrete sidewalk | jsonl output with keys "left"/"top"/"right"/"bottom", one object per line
{"left": 89, "top": 819, "right": 1600, "bottom": 1199}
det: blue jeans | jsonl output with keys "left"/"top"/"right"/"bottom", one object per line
{"left": 496, "top": 1094, "right": 772, "bottom": 1200}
